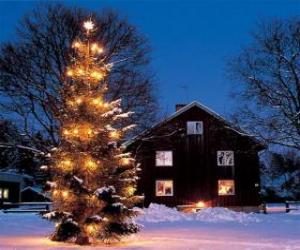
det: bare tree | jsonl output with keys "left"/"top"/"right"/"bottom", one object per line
{"left": 228, "top": 17, "right": 300, "bottom": 150}
{"left": 0, "top": 4, "right": 158, "bottom": 150}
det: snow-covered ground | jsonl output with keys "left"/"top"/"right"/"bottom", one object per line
{"left": 0, "top": 204, "right": 300, "bottom": 250}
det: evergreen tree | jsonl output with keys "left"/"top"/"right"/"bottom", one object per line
{"left": 44, "top": 19, "right": 142, "bottom": 245}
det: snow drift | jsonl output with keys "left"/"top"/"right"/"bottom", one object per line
{"left": 136, "top": 203, "right": 261, "bottom": 224}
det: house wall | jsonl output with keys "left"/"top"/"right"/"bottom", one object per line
{"left": 130, "top": 106, "right": 262, "bottom": 207}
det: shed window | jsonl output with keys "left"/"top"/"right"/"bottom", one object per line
{"left": 156, "top": 180, "right": 173, "bottom": 196}
{"left": 156, "top": 151, "right": 173, "bottom": 166}
{"left": 218, "top": 180, "right": 235, "bottom": 195}
{"left": 187, "top": 121, "right": 203, "bottom": 135}
{"left": 217, "top": 151, "right": 234, "bottom": 166}
{"left": 0, "top": 188, "right": 9, "bottom": 199}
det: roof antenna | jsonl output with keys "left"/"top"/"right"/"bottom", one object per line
{"left": 178, "top": 84, "right": 189, "bottom": 103}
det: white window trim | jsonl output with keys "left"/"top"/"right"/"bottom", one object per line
{"left": 218, "top": 179, "right": 235, "bottom": 196}
{"left": 217, "top": 150, "right": 234, "bottom": 166}
{"left": 187, "top": 121, "right": 203, "bottom": 135}
{"left": 155, "top": 180, "right": 174, "bottom": 196}
{"left": 155, "top": 151, "right": 173, "bottom": 167}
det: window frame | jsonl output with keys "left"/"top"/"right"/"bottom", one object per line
{"left": 155, "top": 150, "right": 173, "bottom": 167}
{"left": 217, "top": 150, "right": 234, "bottom": 166}
{"left": 186, "top": 121, "right": 203, "bottom": 135}
{"left": 155, "top": 180, "right": 174, "bottom": 197}
{"left": 218, "top": 179, "right": 235, "bottom": 196}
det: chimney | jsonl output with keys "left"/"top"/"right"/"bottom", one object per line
{"left": 175, "top": 104, "right": 186, "bottom": 111}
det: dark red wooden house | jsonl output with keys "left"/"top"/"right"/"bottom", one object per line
{"left": 126, "top": 101, "right": 265, "bottom": 210}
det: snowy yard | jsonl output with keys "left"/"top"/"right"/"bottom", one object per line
{"left": 0, "top": 204, "right": 300, "bottom": 250}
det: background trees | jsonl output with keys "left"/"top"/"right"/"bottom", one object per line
{"left": 0, "top": 120, "right": 46, "bottom": 181}
{"left": 260, "top": 150, "right": 300, "bottom": 200}
{"left": 0, "top": 4, "right": 158, "bottom": 150}
{"left": 228, "top": 17, "right": 300, "bottom": 150}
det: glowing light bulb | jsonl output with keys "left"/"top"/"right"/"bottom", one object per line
{"left": 83, "top": 20, "right": 94, "bottom": 31}
{"left": 126, "top": 186, "right": 136, "bottom": 196}
{"left": 59, "top": 158, "right": 73, "bottom": 171}
{"left": 63, "top": 159, "right": 72, "bottom": 166}
{"left": 91, "top": 43, "right": 98, "bottom": 51}
{"left": 53, "top": 190, "right": 59, "bottom": 196}
{"left": 87, "top": 225, "right": 95, "bottom": 234}
{"left": 92, "top": 98, "right": 103, "bottom": 106}
{"left": 87, "top": 129, "right": 93, "bottom": 136}
{"left": 62, "top": 191, "right": 69, "bottom": 198}
{"left": 75, "top": 98, "right": 82, "bottom": 104}
{"left": 77, "top": 68, "right": 84, "bottom": 75}
{"left": 67, "top": 70, "right": 73, "bottom": 76}
{"left": 85, "top": 159, "right": 97, "bottom": 170}
{"left": 67, "top": 101, "right": 74, "bottom": 107}
{"left": 73, "top": 128, "right": 79, "bottom": 135}
{"left": 91, "top": 71, "right": 103, "bottom": 80}
{"left": 121, "top": 158, "right": 130, "bottom": 165}
{"left": 97, "top": 47, "right": 104, "bottom": 54}
{"left": 73, "top": 41, "right": 81, "bottom": 48}
{"left": 91, "top": 43, "right": 104, "bottom": 54}
{"left": 196, "top": 201, "right": 205, "bottom": 208}
{"left": 109, "top": 131, "right": 120, "bottom": 139}
{"left": 63, "top": 129, "right": 69, "bottom": 135}
{"left": 92, "top": 99, "right": 99, "bottom": 105}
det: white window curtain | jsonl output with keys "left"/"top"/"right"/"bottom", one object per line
{"left": 156, "top": 151, "right": 173, "bottom": 166}
{"left": 187, "top": 121, "right": 203, "bottom": 135}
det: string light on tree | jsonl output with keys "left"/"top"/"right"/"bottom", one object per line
{"left": 120, "top": 157, "right": 131, "bottom": 166}
{"left": 45, "top": 19, "right": 142, "bottom": 245}
{"left": 109, "top": 131, "right": 120, "bottom": 139}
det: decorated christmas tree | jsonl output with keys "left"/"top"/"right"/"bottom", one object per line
{"left": 44, "top": 19, "right": 143, "bottom": 245}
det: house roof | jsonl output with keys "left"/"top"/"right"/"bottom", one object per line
{"left": 124, "top": 101, "right": 265, "bottom": 148}
{"left": 166, "top": 101, "right": 225, "bottom": 124}
{"left": 0, "top": 171, "right": 34, "bottom": 183}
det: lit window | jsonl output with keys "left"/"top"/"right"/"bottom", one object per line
{"left": 218, "top": 180, "right": 235, "bottom": 195}
{"left": 0, "top": 188, "right": 9, "bottom": 199}
{"left": 217, "top": 151, "right": 234, "bottom": 166}
{"left": 3, "top": 189, "right": 9, "bottom": 199}
{"left": 156, "top": 180, "right": 173, "bottom": 196}
{"left": 156, "top": 151, "right": 173, "bottom": 166}
{"left": 187, "top": 121, "right": 203, "bottom": 135}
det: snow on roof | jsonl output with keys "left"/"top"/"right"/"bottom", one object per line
{"left": 21, "top": 186, "right": 43, "bottom": 194}
{"left": 165, "top": 101, "right": 225, "bottom": 124}
{"left": 0, "top": 170, "right": 34, "bottom": 181}
{"left": 21, "top": 186, "right": 51, "bottom": 200}
{"left": 124, "top": 101, "right": 261, "bottom": 147}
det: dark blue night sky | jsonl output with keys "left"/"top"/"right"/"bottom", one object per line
{"left": 0, "top": 0, "right": 299, "bottom": 116}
